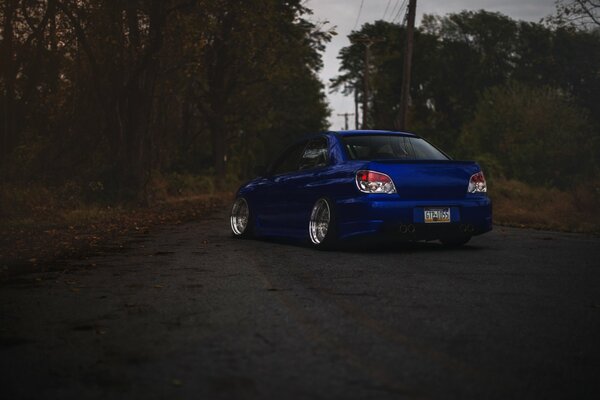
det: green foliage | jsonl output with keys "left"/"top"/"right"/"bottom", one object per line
{"left": 544, "top": 0, "right": 600, "bottom": 30}
{"left": 0, "top": 0, "right": 333, "bottom": 201}
{"left": 332, "top": 10, "right": 600, "bottom": 188}
{"left": 460, "top": 83, "right": 598, "bottom": 188}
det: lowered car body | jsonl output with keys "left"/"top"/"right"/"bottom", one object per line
{"left": 230, "top": 130, "right": 492, "bottom": 248}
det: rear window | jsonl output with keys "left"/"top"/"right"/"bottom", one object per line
{"left": 342, "top": 135, "right": 449, "bottom": 161}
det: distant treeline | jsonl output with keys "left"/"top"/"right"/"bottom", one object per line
{"left": 0, "top": 0, "right": 332, "bottom": 200}
{"left": 1, "top": 2, "right": 599, "bottom": 204}
{"left": 332, "top": 10, "right": 600, "bottom": 188}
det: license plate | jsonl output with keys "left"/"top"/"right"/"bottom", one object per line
{"left": 424, "top": 207, "right": 451, "bottom": 223}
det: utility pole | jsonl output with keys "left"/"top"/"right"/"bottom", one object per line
{"left": 353, "top": 36, "right": 384, "bottom": 130}
{"left": 337, "top": 112, "right": 355, "bottom": 131}
{"left": 395, "top": 0, "right": 417, "bottom": 131}
{"left": 362, "top": 41, "right": 371, "bottom": 129}
{"left": 354, "top": 87, "right": 360, "bottom": 129}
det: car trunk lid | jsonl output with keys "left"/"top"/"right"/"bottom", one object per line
{"left": 367, "top": 160, "right": 480, "bottom": 200}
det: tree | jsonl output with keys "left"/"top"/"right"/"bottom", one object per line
{"left": 546, "top": 0, "right": 600, "bottom": 29}
{"left": 1, "top": 0, "right": 57, "bottom": 161}
{"left": 332, "top": 11, "right": 600, "bottom": 156}
{"left": 460, "top": 83, "right": 598, "bottom": 187}
{"left": 0, "top": 0, "right": 332, "bottom": 201}
{"left": 55, "top": 0, "right": 180, "bottom": 200}
{"left": 190, "top": 0, "right": 332, "bottom": 179}
{"left": 332, "top": 12, "right": 520, "bottom": 151}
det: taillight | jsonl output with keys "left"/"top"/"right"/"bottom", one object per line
{"left": 468, "top": 171, "right": 487, "bottom": 193}
{"left": 356, "top": 170, "right": 397, "bottom": 194}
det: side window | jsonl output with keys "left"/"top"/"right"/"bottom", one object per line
{"left": 270, "top": 142, "right": 306, "bottom": 176}
{"left": 299, "top": 138, "right": 329, "bottom": 170}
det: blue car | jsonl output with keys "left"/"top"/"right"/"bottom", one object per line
{"left": 230, "top": 130, "right": 492, "bottom": 248}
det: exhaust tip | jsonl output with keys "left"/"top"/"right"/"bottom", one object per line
{"left": 460, "top": 224, "right": 475, "bottom": 233}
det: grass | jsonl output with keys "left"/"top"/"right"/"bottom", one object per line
{"left": 491, "top": 179, "right": 600, "bottom": 234}
{"left": 0, "top": 175, "right": 234, "bottom": 276}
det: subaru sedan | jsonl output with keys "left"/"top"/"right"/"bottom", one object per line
{"left": 230, "top": 130, "right": 492, "bottom": 248}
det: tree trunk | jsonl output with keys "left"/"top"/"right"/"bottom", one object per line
{"left": 212, "top": 118, "right": 227, "bottom": 179}
{"left": 207, "top": 84, "right": 228, "bottom": 179}
{"left": 202, "top": 9, "right": 236, "bottom": 180}
{"left": 116, "top": 0, "right": 163, "bottom": 203}
{"left": 1, "top": 0, "right": 16, "bottom": 160}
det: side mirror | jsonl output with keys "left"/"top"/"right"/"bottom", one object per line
{"left": 254, "top": 165, "right": 268, "bottom": 177}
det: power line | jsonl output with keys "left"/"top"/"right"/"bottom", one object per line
{"left": 386, "top": 0, "right": 402, "bottom": 23}
{"left": 382, "top": 0, "right": 392, "bottom": 20}
{"left": 391, "top": 5, "right": 406, "bottom": 25}
{"left": 392, "top": 0, "right": 409, "bottom": 24}
{"left": 353, "top": 0, "right": 365, "bottom": 31}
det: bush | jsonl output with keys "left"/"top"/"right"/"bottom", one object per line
{"left": 460, "top": 83, "right": 599, "bottom": 188}
{"left": 164, "top": 173, "right": 216, "bottom": 196}
{"left": 492, "top": 178, "right": 600, "bottom": 233}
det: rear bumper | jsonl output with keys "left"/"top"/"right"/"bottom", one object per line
{"left": 335, "top": 194, "right": 492, "bottom": 241}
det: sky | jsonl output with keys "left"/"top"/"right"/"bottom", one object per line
{"left": 305, "top": 0, "right": 557, "bottom": 130}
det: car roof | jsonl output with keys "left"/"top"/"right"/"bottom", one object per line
{"left": 329, "top": 130, "right": 418, "bottom": 138}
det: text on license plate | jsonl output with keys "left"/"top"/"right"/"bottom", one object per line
{"left": 424, "top": 207, "right": 451, "bottom": 223}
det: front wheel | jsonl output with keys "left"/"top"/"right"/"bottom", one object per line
{"left": 308, "top": 198, "right": 337, "bottom": 249}
{"left": 230, "top": 197, "right": 253, "bottom": 238}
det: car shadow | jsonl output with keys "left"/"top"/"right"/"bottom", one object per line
{"left": 338, "top": 237, "right": 484, "bottom": 254}
{"left": 236, "top": 235, "right": 484, "bottom": 254}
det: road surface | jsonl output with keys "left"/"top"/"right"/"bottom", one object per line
{"left": 1, "top": 209, "right": 599, "bottom": 399}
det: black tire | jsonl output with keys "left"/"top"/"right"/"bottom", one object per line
{"left": 440, "top": 235, "right": 471, "bottom": 247}
{"left": 308, "top": 198, "right": 337, "bottom": 250}
{"left": 230, "top": 197, "right": 254, "bottom": 238}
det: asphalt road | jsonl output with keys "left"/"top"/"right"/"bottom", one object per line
{"left": 1, "top": 209, "right": 599, "bottom": 399}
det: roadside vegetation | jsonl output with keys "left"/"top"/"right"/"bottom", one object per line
{"left": 492, "top": 179, "right": 600, "bottom": 234}
{"left": 0, "top": 0, "right": 333, "bottom": 203}
{"left": 0, "top": 175, "right": 232, "bottom": 273}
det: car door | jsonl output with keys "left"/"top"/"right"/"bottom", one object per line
{"left": 258, "top": 141, "right": 307, "bottom": 231}
{"left": 273, "top": 137, "right": 331, "bottom": 234}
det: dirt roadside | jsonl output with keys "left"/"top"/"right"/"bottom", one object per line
{"left": 0, "top": 193, "right": 232, "bottom": 279}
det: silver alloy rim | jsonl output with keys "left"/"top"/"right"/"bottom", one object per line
{"left": 230, "top": 198, "right": 249, "bottom": 235}
{"left": 309, "top": 199, "right": 330, "bottom": 244}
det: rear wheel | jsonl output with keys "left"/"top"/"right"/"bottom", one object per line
{"left": 309, "top": 198, "right": 337, "bottom": 249}
{"left": 230, "top": 197, "right": 253, "bottom": 238}
{"left": 440, "top": 235, "right": 471, "bottom": 247}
